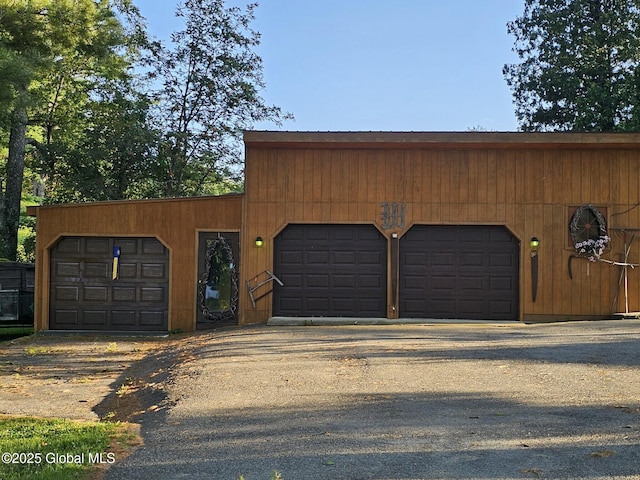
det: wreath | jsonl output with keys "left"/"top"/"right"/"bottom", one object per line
{"left": 569, "top": 204, "right": 609, "bottom": 262}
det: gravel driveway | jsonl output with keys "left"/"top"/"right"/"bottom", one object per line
{"left": 103, "top": 320, "right": 640, "bottom": 480}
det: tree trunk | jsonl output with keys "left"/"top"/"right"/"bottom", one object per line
{"left": 0, "top": 105, "right": 28, "bottom": 261}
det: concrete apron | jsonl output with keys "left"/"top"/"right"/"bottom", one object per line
{"left": 268, "top": 316, "right": 525, "bottom": 326}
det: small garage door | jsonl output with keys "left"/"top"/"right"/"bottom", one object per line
{"left": 50, "top": 237, "right": 169, "bottom": 331}
{"left": 273, "top": 224, "right": 387, "bottom": 317}
{"left": 399, "top": 225, "right": 519, "bottom": 320}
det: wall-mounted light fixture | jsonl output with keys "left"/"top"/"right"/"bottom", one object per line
{"left": 530, "top": 237, "right": 539, "bottom": 303}
{"left": 255, "top": 236, "right": 264, "bottom": 247}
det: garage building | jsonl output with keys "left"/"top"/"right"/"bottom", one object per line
{"left": 30, "top": 132, "right": 640, "bottom": 332}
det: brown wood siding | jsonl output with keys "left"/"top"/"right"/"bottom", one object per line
{"left": 33, "top": 195, "right": 243, "bottom": 332}
{"left": 242, "top": 143, "right": 640, "bottom": 323}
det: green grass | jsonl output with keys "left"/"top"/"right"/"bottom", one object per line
{"left": 0, "top": 327, "right": 33, "bottom": 343}
{"left": 0, "top": 416, "right": 126, "bottom": 480}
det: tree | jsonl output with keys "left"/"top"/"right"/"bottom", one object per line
{"left": 503, "top": 0, "right": 640, "bottom": 132}
{"left": 146, "top": 0, "right": 291, "bottom": 197}
{"left": 44, "top": 79, "right": 159, "bottom": 203}
{"left": 0, "top": 0, "right": 137, "bottom": 259}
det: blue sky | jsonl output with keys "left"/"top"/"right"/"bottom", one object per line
{"left": 135, "top": 1, "right": 524, "bottom": 132}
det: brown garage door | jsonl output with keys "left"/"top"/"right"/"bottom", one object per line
{"left": 273, "top": 224, "right": 387, "bottom": 317}
{"left": 399, "top": 225, "right": 519, "bottom": 320}
{"left": 50, "top": 237, "right": 169, "bottom": 331}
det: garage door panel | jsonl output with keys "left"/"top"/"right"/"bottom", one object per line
{"left": 58, "top": 238, "right": 81, "bottom": 254}
{"left": 359, "top": 250, "right": 385, "bottom": 265}
{"left": 86, "top": 238, "right": 110, "bottom": 254}
{"left": 334, "top": 251, "right": 357, "bottom": 264}
{"left": 54, "top": 310, "right": 78, "bottom": 325}
{"left": 116, "top": 238, "right": 138, "bottom": 253}
{"left": 112, "top": 311, "right": 136, "bottom": 326}
{"left": 307, "top": 251, "right": 330, "bottom": 264}
{"left": 359, "top": 298, "right": 385, "bottom": 312}
{"left": 50, "top": 236, "right": 168, "bottom": 331}
{"left": 432, "top": 252, "right": 456, "bottom": 267}
{"left": 56, "top": 262, "right": 80, "bottom": 277}
{"left": 279, "top": 251, "right": 304, "bottom": 265}
{"left": 84, "top": 311, "right": 107, "bottom": 326}
{"left": 84, "top": 287, "right": 108, "bottom": 302}
{"left": 141, "top": 287, "right": 164, "bottom": 302}
{"left": 359, "top": 274, "right": 383, "bottom": 288}
{"left": 141, "top": 264, "right": 166, "bottom": 279}
{"left": 307, "top": 274, "right": 330, "bottom": 288}
{"left": 308, "top": 229, "right": 330, "bottom": 241}
{"left": 306, "top": 297, "right": 331, "bottom": 312}
{"left": 460, "top": 276, "right": 484, "bottom": 291}
{"left": 55, "top": 286, "right": 79, "bottom": 301}
{"left": 490, "top": 253, "right": 516, "bottom": 267}
{"left": 119, "top": 264, "right": 137, "bottom": 278}
{"left": 400, "top": 225, "right": 519, "bottom": 320}
{"left": 490, "top": 300, "right": 515, "bottom": 315}
{"left": 490, "top": 277, "right": 515, "bottom": 291}
{"left": 274, "top": 224, "right": 386, "bottom": 317}
{"left": 402, "top": 276, "right": 425, "bottom": 289}
{"left": 140, "top": 311, "right": 165, "bottom": 326}
{"left": 430, "top": 299, "right": 456, "bottom": 317}
{"left": 85, "top": 263, "right": 108, "bottom": 278}
{"left": 334, "top": 274, "right": 356, "bottom": 288}
{"left": 459, "top": 299, "right": 486, "bottom": 313}
{"left": 432, "top": 275, "right": 456, "bottom": 291}
{"left": 113, "top": 287, "right": 136, "bottom": 302}
{"left": 280, "top": 273, "right": 303, "bottom": 288}
{"left": 460, "top": 252, "right": 485, "bottom": 267}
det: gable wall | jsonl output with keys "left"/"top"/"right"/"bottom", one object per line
{"left": 241, "top": 139, "right": 640, "bottom": 323}
{"left": 32, "top": 195, "right": 243, "bottom": 332}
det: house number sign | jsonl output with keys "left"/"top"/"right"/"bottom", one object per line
{"left": 380, "top": 202, "right": 406, "bottom": 230}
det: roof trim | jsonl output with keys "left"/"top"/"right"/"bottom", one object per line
{"left": 26, "top": 192, "right": 244, "bottom": 215}
{"left": 243, "top": 131, "right": 640, "bottom": 149}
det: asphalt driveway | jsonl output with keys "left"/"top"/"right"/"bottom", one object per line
{"left": 104, "top": 320, "right": 640, "bottom": 480}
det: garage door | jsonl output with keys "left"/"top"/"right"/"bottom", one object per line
{"left": 50, "top": 237, "right": 169, "bottom": 331}
{"left": 399, "top": 225, "right": 519, "bottom": 320}
{"left": 273, "top": 224, "right": 387, "bottom": 317}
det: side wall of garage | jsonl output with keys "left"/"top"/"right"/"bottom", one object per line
{"left": 242, "top": 132, "right": 640, "bottom": 323}
{"left": 31, "top": 195, "right": 243, "bottom": 332}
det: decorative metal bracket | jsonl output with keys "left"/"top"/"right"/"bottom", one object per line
{"left": 247, "top": 270, "right": 283, "bottom": 308}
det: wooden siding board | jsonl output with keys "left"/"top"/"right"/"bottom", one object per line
{"left": 487, "top": 150, "right": 498, "bottom": 205}
{"left": 458, "top": 151, "right": 470, "bottom": 204}
{"left": 449, "top": 151, "right": 460, "bottom": 204}
{"left": 540, "top": 204, "right": 554, "bottom": 313}
{"left": 612, "top": 151, "right": 625, "bottom": 205}
{"left": 580, "top": 151, "right": 592, "bottom": 203}
{"left": 348, "top": 150, "right": 359, "bottom": 205}
{"left": 422, "top": 151, "right": 433, "bottom": 203}
{"left": 476, "top": 150, "right": 488, "bottom": 205}
{"left": 312, "top": 150, "right": 323, "bottom": 202}
{"left": 628, "top": 151, "right": 639, "bottom": 205}
{"left": 501, "top": 151, "right": 516, "bottom": 204}
{"left": 467, "top": 153, "right": 478, "bottom": 205}
{"left": 495, "top": 150, "right": 506, "bottom": 205}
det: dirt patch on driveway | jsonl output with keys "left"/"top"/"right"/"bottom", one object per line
{"left": 0, "top": 332, "right": 184, "bottom": 422}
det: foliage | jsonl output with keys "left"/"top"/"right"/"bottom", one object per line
{"left": 42, "top": 79, "right": 160, "bottom": 203}
{"left": 1, "top": 0, "right": 288, "bottom": 259}
{"left": 145, "top": 0, "right": 292, "bottom": 197}
{"left": 0, "top": 0, "right": 137, "bottom": 260}
{"left": 503, "top": 0, "right": 640, "bottom": 132}
{"left": 0, "top": 416, "right": 118, "bottom": 480}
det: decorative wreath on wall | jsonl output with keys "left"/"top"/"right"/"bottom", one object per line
{"left": 569, "top": 204, "right": 610, "bottom": 262}
{"left": 198, "top": 236, "right": 238, "bottom": 324}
